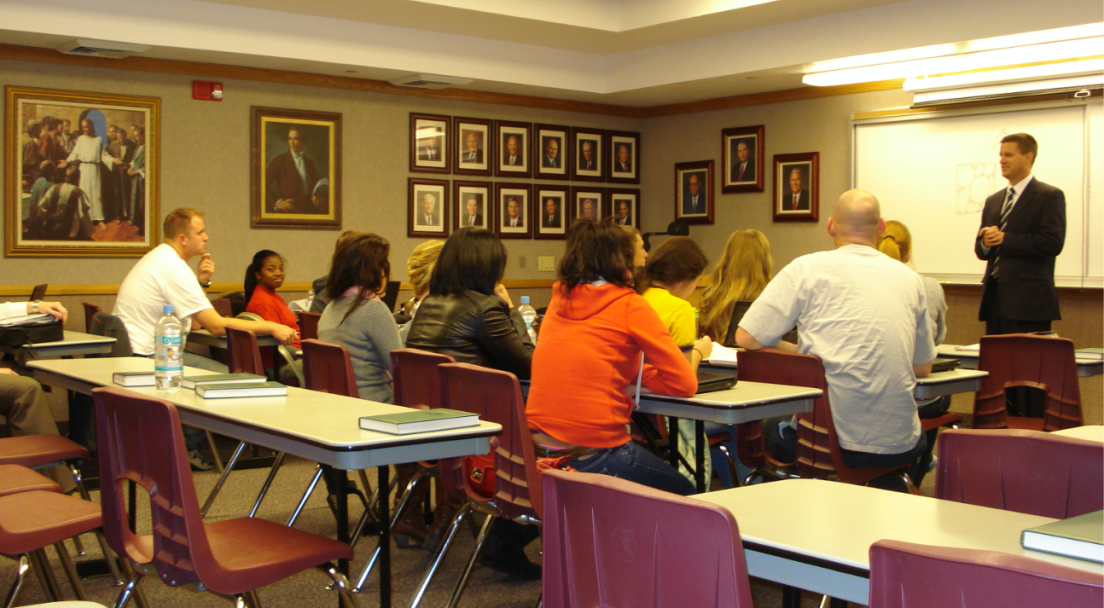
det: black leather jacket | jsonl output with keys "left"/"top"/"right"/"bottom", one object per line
{"left": 405, "top": 290, "right": 534, "bottom": 379}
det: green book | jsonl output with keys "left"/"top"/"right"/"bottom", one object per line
{"left": 196, "top": 382, "right": 287, "bottom": 399}
{"left": 1075, "top": 348, "right": 1104, "bottom": 360}
{"left": 182, "top": 373, "right": 266, "bottom": 389}
{"left": 1021, "top": 510, "right": 1103, "bottom": 563}
{"left": 113, "top": 371, "right": 155, "bottom": 387}
{"left": 359, "top": 408, "right": 479, "bottom": 435}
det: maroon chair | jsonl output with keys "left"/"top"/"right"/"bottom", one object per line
{"left": 299, "top": 312, "right": 321, "bottom": 341}
{"left": 972, "top": 334, "right": 1083, "bottom": 432}
{"left": 869, "top": 539, "right": 1103, "bottom": 608}
{"left": 935, "top": 428, "right": 1103, "bottom": 519}
{"left": 80, "top": 303, "right": 101, "bottom": 334}
{"left": 209, "top": 298, "right": 233, "bottom": 318}
{"left": 92, "top": 386, "right": 359, "bottom": 608}
{"left": 408, "top": 362, "right": 541, "bottom": 608}
{"left": 737, "top": 348, "right": 915, "bottom": 489}
{"left": 541, "top": 469, "right": 755, "bottom": 608}
{"left": 0, "top": 464, "right": 61, "bottom": 497}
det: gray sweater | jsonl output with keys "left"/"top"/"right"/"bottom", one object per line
{"left": 318, "top": 296, "right": 403, "bottom": 404}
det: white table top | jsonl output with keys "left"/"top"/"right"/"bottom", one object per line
{"left": 938, "top": 343, "right": 1104, "bottom": 377}
{"left": 28, "top": 357, "right": 500, "bottom": 470}
{"left": 1053, "top": 425, "right": 1104, "bottom": 443}
{"left": 698, "top": 362, "right": 987, "bottom": 400}
{"left": 26, "top": 330, "right": 116, "bottom": 356}
{"left": 187, "top": 329, "right": 281, "bottom": 348}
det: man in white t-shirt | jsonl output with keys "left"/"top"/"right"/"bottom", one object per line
{"left": 114, "top": 208, "right": 297, "bottom": 468}
{"left": 736, "top": 189, "right": 937, "bottom": 489}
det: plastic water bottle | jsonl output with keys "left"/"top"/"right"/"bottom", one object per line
{"left": 154, "top": 305, "right": 183, "bottom": 391}
{"left": 518, "top": 296, "right": 537, "bottom": 344}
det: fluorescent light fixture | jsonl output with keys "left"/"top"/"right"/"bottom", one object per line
{"left": 911, "top": 74, "right": 1103, "bottom": 105}
{"left": 904, "top": 58, "right": 1104, "bottom": 91}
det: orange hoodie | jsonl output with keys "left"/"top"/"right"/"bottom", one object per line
{"left": 526, "top": 282, "right": 697, "bottom": 448}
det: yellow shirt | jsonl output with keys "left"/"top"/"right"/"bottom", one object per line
{"left": 642, "top": 287, "right": 696, "bottom": 348}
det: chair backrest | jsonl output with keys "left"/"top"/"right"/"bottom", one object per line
{"left": 868, "top": 539, "right": 1103, "bottom": 608}
{"left": 935, "top": 428, "right": 1103, "bottom": 518}
{"left": 92, "top": 387, "right": 222, "bottom": 590}
{"left": 392, "top": 348, "right": 454, "bottom": 410}
{"left": 29, "top": 284, "right": 47, "bottom": 302}
{"left": 81, "top": 302, "right": 101, "bottom": 333}
{"left": 972, "top": 334, "right": 1083, "bottom": 431}
{"left": 541, "top": 469, "right": 755, "bottom": 608}
{"left": 225, "top": 326, "right": 264, "bottom": 376}
{"left": 89, "top": 311, "right": 132, "bottom": 357}
{"left": 439, "top": 362, "right": 541, "bottom": 520}
{"left": 301, "top": 339, "right": 358, "bottom": 397}
{"left": 737, "top": 348, "right": 904, "bottom": 485}
{"left": 209, "top": 298, "right": 233, "bottom": 317}
{"left": 299, "top": 312, "right": 321, "bottom": 341}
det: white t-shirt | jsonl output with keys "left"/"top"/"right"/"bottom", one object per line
{"left": 739, "top": 244, "right": 937, "bottom": 454}
{"left": 113, "top": 243, "right": 212, "bottom": 355}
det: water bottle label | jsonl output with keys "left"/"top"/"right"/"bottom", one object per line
{"left": 156, "top": 335, "right": 183, "bottom": 372}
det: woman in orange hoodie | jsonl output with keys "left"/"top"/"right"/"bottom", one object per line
{"left": 527, "top": 220, "right": 706, "bottom": 495}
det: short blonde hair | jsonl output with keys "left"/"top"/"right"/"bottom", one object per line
{"left": 407, "top": 240, "right": 444, "bottom": 296}
{"left": 877, "top": 220, "right": 913, "bottom": 262}
{"left": 163, "top": 208, "right": 204, "bottom": 240}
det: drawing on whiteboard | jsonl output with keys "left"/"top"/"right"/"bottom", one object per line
{"left": 955, "top": 163, "right": 997, "bottom": 215}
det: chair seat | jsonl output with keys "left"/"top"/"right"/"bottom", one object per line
{"left": 921, "top": 412, "right": 963, "bottom": 432}
{"left": 26, "top": 603, "right": 109, "bottom": 607}
{"left": 0, "top": 435, "right": 90, "bottom": 468}
{"left": 0, "top": 464, "right": 62, "bottom": 497}
{"left": 1007, "top": 416, "right": 1046, "bottom": 432}
{"left": 0, "top": 490, "right": 101, "bottom": 554}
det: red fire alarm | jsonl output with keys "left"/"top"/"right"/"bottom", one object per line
{"left": 192, "top": 81, "right": 223, "bottom": 101}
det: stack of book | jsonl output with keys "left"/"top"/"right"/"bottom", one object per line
{"left": 359, "top": 409, "right": 479, "bottom": 435}
{"left": 114, "top": 371, "right": 286, "bottom": 398}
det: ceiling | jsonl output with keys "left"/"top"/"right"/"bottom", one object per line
{"left": 0, "top": 0, "right": 1100, "bottom": 107}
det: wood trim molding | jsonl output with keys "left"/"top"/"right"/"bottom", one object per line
{"left": 942, "top": 283, "right": 1102, "bottom": 300}
{"left": 0, "top": 279, "right": 559, "bottom": 298}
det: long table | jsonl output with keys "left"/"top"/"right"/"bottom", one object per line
{"left": 697, "top": 479, "right": 1103, "bottom": 606}
{"left": 938, "top": 343, "right": 1104, "bottom": 377}
{"left": 28, "top": 357, "right": 500, "bottom": 608}
{"left": 0, "top": 330, "right": 116, "bottom": 359}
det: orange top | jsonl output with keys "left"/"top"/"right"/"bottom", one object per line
{"left": 526, "top": 282, "right": 697, "bottom": 448}
{"left": 245, "top": 285, "right": 301, "bottom": 368}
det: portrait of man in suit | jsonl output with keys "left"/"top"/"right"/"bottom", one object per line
{"left": 503, "top": 135, "right": 523, "bottom": 166}
{"left": 578, "top": 140, "right": 598, "bottom": 172}
{"left": 504, "top": 196, "right": 524, "bottom": 227}
{"left": 580, "top": 198, "right": 597, "bottom": 220}
{"left": 732, "top": 140, "right": 755, "bottom": 183}
{"left": 542, "top": 196, "right": 561, "bottom": 228}
{"left": 613, "top": 143, "right": 632, "bottom": 173}
{"left": 417, "top": 129, "right": 443, "bottom": 161}
{"left": 415, "top": 192, "right": 440, "bottom": 226}
{"left": 542, "top": 137, "right": 560, "bottom": 168}
{"left": 782, "top": 166, "right": 810, "bottom": 211}
{"left": 461, "top": 194, "right": 483, "bottom": 227}
{"left": 461, "top": 131, "right": 483, "bottom": 164}
{"left": 614, "top": 199, "right": 631, "bottom": 225}
{"left": 265, "top": 125, "right": 320, "bottom": 214}
{"left": 682, "top": 172, "right": 706, "bottom": 215}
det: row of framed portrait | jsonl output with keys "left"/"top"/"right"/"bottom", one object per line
{"left": 674, "top": 150, "right": 820, "bottom": 225}
{"left": 410, "top": 113, "right": 640, "bottom": 184}
{"left": 408, "top": 178, "right": 639, "bottom": 240}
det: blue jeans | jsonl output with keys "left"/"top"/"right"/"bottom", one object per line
{"left": 567, "top": 441, "right": 696, "bottom": 496}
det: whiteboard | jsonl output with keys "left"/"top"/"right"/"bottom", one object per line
{"left": 853, "top": 101, "right": 1102, "bottom": 288}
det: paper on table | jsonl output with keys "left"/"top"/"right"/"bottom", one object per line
{"left": 0, "top": 313, "right": 54, "bottom": 327}
{"left": 955, "top": 344, "right": 980, "bottom": 352}
{"left": 706, "top": 343, "right": 739, "bottom": 365}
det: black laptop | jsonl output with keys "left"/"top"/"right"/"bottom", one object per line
{"left": 697, "top": 370, "right": 736, "bottom": 394}
{"left": 930, "top": 357, "right": 960, "bottom": 373}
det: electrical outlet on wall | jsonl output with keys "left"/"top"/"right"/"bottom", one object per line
{"left": 538, "top": 256, "right": 555, "bottom": 272}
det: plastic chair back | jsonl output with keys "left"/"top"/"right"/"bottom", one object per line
{"left": 81, "top": 303, "right": 101, "bottom": 333}
{"left": 391, "top": 348, "right": 454, "bottom": 410}
{"left": 541, "top": 469, "right": 755, "bottom": 608}
{"left": 439, "top": 362, "right": 541, "bottom": 520}
{"left": 210, "top": 298, "right": 233, "bottom": 317}
{"left": 89, "top": 311, "right": 132, "bottom": 357}
{"left": 972, "top": 334, "right": 1083, "bottom": 431}
{"left": 299, "top": 312, "right": 321, "bottom": 341}
{"left": 935, "top": 428, "right": 1103, "bottom": 519}
{"left": 869, "top": 539, "right": 1103, "bottom": 608}
{"left": 301, "top": 339, "right": 358, "bottom": 398}
{"left": 737, "top": 348, "right": 904, "bottom": 485}
{"left": 225, "top": 327, "right": 264, "bottom": 376}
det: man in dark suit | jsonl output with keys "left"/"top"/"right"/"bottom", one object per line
{"left": 416, "top": 192, "right": 440, "bottom": 226}
{"left": 503, "top": 135, "right": 522, "bottom": 166}
{"left": 733, "top": 140, "right": 755, "bottom": 182}
{"left": 461, "top": 132, "right": 483, "bottom": 164}
{"left": 682, "top": 173, "right": 705, "bottom": 215}
{"left": 976, "top": 133, "right": 1065, "bottom": 336}
{"left": 418, "top": 132, "right": 442, "bottom": 161}
{"left": 614, "top": 143, "right": 632, "bottom": 173}
{"left": 579, "top": 141, "right": 597, "bottom": 171}
{"left": 614, "top": 200, "right": 631, "bottom": 225}
{"left": 266, "top": 126, "right": 320, "bottom": 213}
{"left": 542, "top": 197, "right": 560, "bottom": 228}
{"left": 542, "top": 138, "right": 560, "bottom": 168}
{"left": 462, "top": 194, "right": 483, "bottom": 227}
{"left": 505, "top": 196, "right": 524, "bottom": 227}
{"left": 783, "top": 167, "right": 810, "bottom": 211}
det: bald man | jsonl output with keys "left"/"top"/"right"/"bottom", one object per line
{"left": 736, "top": 189, "right": 937, "bottom": 490}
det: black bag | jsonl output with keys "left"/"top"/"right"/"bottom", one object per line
{"left": 0, "top": 319, "right": 64, "bottom": 347}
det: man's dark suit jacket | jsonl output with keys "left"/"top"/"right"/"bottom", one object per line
{"left": 733, "top": 159, "right": 755, "bottom": 182}
{"left": 464, "top": 213, "right": 483, "bottom": 227}
{"left": 542, "top": 213, "right": 560, "bottom": 228}
{"left": 975, "top": 178, "right": 1066, "bottom": 322}
{"left": 504, "top": 154, "right": 522, "bottom": 166}
{"left": 266, "top": 150, "right": 319, "bottom": 213}
{"left": 579, "top": 159, "right": 596, "bottom": 171}
{"left": 782, "top": 190, "right": 810, "bottom": 211}
{"left": 543, "top": 155, "right": 560, "bottom": 168}
{"left": 418, "top": 145, "right": 441, "bottom": 161}
{"left": 461, "top": 150, "right": 483, "bottom": 164}
{"left": 683, "top": 191, "right": 705, "bottom": 215}
{"left": 614, "top": 160, "right": 632, "bottom": 173}
{"left": 417, "top": 212, "right": 440, "bottom": 226}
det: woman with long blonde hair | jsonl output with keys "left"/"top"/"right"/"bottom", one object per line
{"left": 699, "top": 229, "right": 773, "bottom": 342}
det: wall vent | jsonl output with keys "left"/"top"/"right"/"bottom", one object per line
{"left": 388, "top": 74, "right": 473, "bottom": 90}
{"left": 56, "top": 39, "right": 150, "bottom": 60}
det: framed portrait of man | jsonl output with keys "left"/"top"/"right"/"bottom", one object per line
{"left": 773, "top": 152, "right": 819, "bottom": 222}
{"left": 496, "top": 121, "right": 532, "bottom": 179}
{"left": 534, "top": 185, "right": 568, "bottom": 240}
{"left": 674, "top": 160, "right": 714, "bottom": 225}
{"left": 722, "top": 125, "right": 764, "bottom": 193}
{"left": 409, "top": 113, "right": 450, "bottom": 174}
{"left": 533, "top": 124, "right": 569, "bottom": 181}
{"left": 607, "top": 188, "right": 640, "bottom": 228}
{"left": 607, "top": 131, "right": 640, "bottom": 185}
{"left": 496, "top": 183, "right": 532, "bottom": 238}
{"left": 251, "top": 106, "right": 342, "bottom": 230}
{"left": 571, "top": 187, "right": 605, "bottom": 223}
{"left": 5, "top": 86, "right": 161, "bottom": 256}
{"left": 408, "top": 178, "right": 449, "bottom": 238}
{"left": 572, "top": 128, "right": 604, "bottom": 182}
{"left": 453, "top": 117, "right": 492, "bottom": 177}
{"left": 453, "top": 180, "right": 491, "bottom": 230}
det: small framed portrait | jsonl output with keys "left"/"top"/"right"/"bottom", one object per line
{"left": 252, "top": 106, "right": 342, "bottom": 230}
{"left": 773, "top": 152, "right": 819, "bottom": 222}
{"left": 572, "top": 128, "right": 604, "bottom": 182}
{"left": 534, "top": 124, "right": 570, "bottom": 180}
{"left": 409, "top": 113, "right": 450, "bottom": 174}
{"left": 408, "top": 178, "right": 449, "bottom": 238}
{"left": 571, "top": 187, "right": 605, "bottom": 223}
{"left": 722, "top": 125, "right": 764, "bottom": 193}
{"left": 495, "top": 121, "right": 532, "bottom": 178}
{"left": 453, "top": 117, "right": 492, "bottom": 177}
{"left": 496, "top": 183, "right": 532, "bottom": 238}
{"left": 453, "top": 180, "right": 491, "bottom": 230}
{"left": 674, "top": 160, "right": 714, "bottom": 225}
{"left": 607, "top": 188, "right": 640, "bottom": 228}
{"left": 607, "top": 131, "right": 640, "bottom": 185}
{"left": 534, "top": 185, "right": 569, "bottom": 239}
